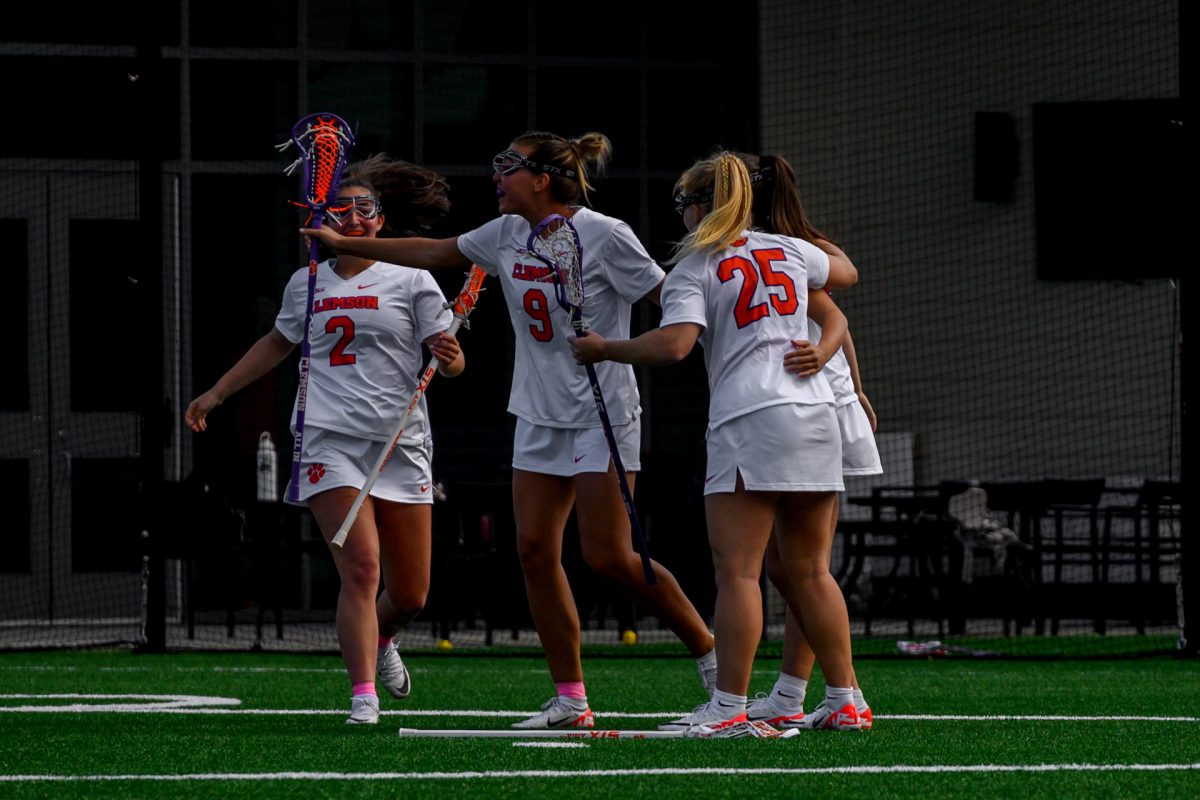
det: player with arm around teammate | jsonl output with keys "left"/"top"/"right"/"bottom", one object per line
{"left": 301, "top": 131, "right": 718, "bottom": 729}
{"left": 571, "top": 151, "right": 859, "bottom": 732}
{"left": 187, "top": 156, "right": 464, "bottom": 724}
{"left": 725, "top": 152, "right": 880, "bottom": 731}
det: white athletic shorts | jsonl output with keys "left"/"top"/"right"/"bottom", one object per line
{"left": 704, "top": 403, "right": 843, "bottom": 495}
{"left": 285, "top": 427, "right": 434, "bottom": 506}
{"left": 512, "top": 417, "right": 641, "bottom": 477}
{"left": 838, "top": 400, "right": 883, "bottom": 476}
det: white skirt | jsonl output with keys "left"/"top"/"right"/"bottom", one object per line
{"left": 837, "top": 400, "right": 883, "bottom": 476}
{"left": 285, "top": 427, "right": 434, "bottom": 505}
{"left": 704, "top": 403, "right": 843, "bottom": 495}
{"left": 512, "top": 417, "right": 641, "bottom": 477}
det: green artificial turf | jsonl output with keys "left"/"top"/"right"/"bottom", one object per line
{"left": 1, "top": 649, "right": 1197, "bottom": 799}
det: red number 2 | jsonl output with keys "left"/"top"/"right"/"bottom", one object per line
{"left": 325, "top": 315, "right": 356, "bottom": 366}
{"left": 716, "top": 247, "right": 798, "bottom": 328}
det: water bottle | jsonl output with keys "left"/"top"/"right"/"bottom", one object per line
{"left": 256, "top": 431, "right": 278, "bottom": 502}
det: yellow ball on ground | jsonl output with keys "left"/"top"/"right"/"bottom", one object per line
{"left": 621, "top": 629, "right": 637, "bottom": 646}
{"left": 436, "top": 639, "right": 454, "bottom": 651}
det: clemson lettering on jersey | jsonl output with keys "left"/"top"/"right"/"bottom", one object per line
{"left": 511, "top": 262, "right": 554, "bottom": 282}
{"left": 312, "top": 295, "right": 380, "bottom": 313}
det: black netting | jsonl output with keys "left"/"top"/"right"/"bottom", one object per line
{"left": 0, "top": 0, "right": 1184, "bottom": 656}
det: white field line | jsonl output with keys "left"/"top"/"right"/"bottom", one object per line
{"left": 2, "top": 666, "right": 348, "bottom": 674}
{"left": 0, "top": 665, "right": 548, "bottom": 675}
{"left": 3, "top": 763, "right": 1199, "bottom": 783}
{"left": 7, "top": 666, "right": 787, "bottom": 671}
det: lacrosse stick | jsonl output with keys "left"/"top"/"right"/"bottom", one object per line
{"left": 896, "top": 640, "right": 999, "bottom": 658}
{"left": 526, "top": 213, "right": 656, "bottom": 585}
{"left": 396, "top": 721, "right": 795, "bottom": 739}
{"left": 330, "top": 265, "right": 489, "bottom": 548}
{"left": 397, "top": 727, "right": 682, "bottom": 739}
{"left": 276, "top": 112, "right": 356, "bottom": 503}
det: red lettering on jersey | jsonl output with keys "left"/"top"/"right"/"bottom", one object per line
{"left": 732, "top": 237, "right": 748, "bottom": 247}
{"left": 313, "top": 296, "right": 380, "bottom": 313}
{"left": 511, "top": 262, "right": 554, "bottom": 282}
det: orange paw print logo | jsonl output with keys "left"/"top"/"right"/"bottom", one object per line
{"left": 306, "top": 463, "right": 326, "bottom": 484}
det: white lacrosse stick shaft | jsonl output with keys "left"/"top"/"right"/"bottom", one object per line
{"left": 330, "top": 266, "right": 486, "bottom": 548}
{"left": 329, "top": 317, "right": 465, "bottom": 548}
{"left": 396, "top": 727, "right": 683, "bottom": 739}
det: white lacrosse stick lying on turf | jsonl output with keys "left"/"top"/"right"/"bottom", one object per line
{"left": 396, "top": 721, "right": 798, "bottom": 739}
{"left": 397, "top": 727, "right": 683, "bottom": 739}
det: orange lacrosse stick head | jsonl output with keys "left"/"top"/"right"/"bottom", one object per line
{"left": 279, "top": 112, "right": 355, "bottom": 213}
{"left": 452, "top": 265, "right": 488, "bottom": 317}
{"left": 306, "top": 114, "right": 349, "bottom": 208}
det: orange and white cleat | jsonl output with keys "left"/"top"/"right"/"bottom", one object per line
{"left": 659, "top": 700, "right": 747, "bottom": 732}
{"left": 746, "top": 692, "right": 806, "bottom": 729}
{"left": 857, "top": 705, "right": 873, "bottom": 730}
{"left": 512, "top": 696, "right": 595, "bottom": 730}
{"left": 799, "top": 701, "right": 862, "bottom": 731}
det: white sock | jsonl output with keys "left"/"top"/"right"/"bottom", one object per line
{"left": 825, "top": 685, "right": 855, "bottom": 710}
{"left": 771, "top": 672, "right": 808, "bottom": 711}
{"left": 852, "top": 686, "right": 868, "bottom": 711}
{"left": 711, "top": 688, "right": 746, "bottom": 715}
{"left": 696, "top": 649, "right": 718, "bottom": 692}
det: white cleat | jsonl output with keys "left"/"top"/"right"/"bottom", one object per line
{"left": 377, "top": 641, "right": 411, "bottom": 700}
{"left": 346, "top": 694, "right": 380, "bottom": 725}
{"left": 798, "top": 701, "right": 862, "bottom": 731}
{"left": 746, "top": 692, "right": 806, "bottom": 729}
{"left": 658, "top": 699, "right": 747, "bottom": 732}
{"left": 511, "top": 696, "right": 595, "bottom": 730}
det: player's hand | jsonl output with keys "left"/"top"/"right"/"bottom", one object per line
{"left": 784, "top": 340, "right": 822, "bottom": 377}
{"left": 428, "top": 332, "right": 461, "bottom": 367}
{"left": 299, "top": 225, "right": 344, "bottom": 252}
{"left": 570, "top": 330, "right": 608, "bottom": 365}
{"left": 184, "top": 391, "right": 222, "bottom": 432}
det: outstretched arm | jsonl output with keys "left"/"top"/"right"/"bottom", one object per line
{"left": 185, "top": 328, "right": 295, "bottom": 432}
{"left": 299, "top": 228, "right": 471, "bottom": 270}
{"left": 570, "top": 322, "right": 702, "bottom": 367}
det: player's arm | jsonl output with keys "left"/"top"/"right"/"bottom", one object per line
{"left": 813, "top": 237, "right": 858, "bottom": 289}
{"left": 642, "top": 276, "right": 666, "bottom": 307}
{"left": 841, "top": 330, "right": 877, "bottom": 431}
{"left": 570, "top": 322, "right": 702, "bottom": 367}
{"left": 808, "top": 289, "right": 847, "bottom": 362}
{"left": 299, "top": 228, "right": 470, "bottom": 270}
{"left": 784, "top": 290, "right": 848, "bottom": 377}
{"left": 186, "top": 328, "right": 295, "bottom": 432}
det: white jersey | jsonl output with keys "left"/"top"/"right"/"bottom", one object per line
{"left": 660, "top": 230, "right": 834, "bottom": 430}
{"left": 807, "top": 316, "right": 856, "bottom": 406}
{"left": 457, "top": 207, "right": 664, "bottom": 428}
{"left": 275, "top": 259, "right": 452, "bottom": 442}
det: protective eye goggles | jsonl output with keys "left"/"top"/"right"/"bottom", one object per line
{"left": 748, "top": 165, "right": 775, "bottom": 185}
{"left": 673, "top": 188, "right": 713, "bottom": 215}
{"left": 491, "top": 149, "right": 577, "bottom": 179}
{"left": 324, "top": 194, "right": 382, "bottom": 224}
